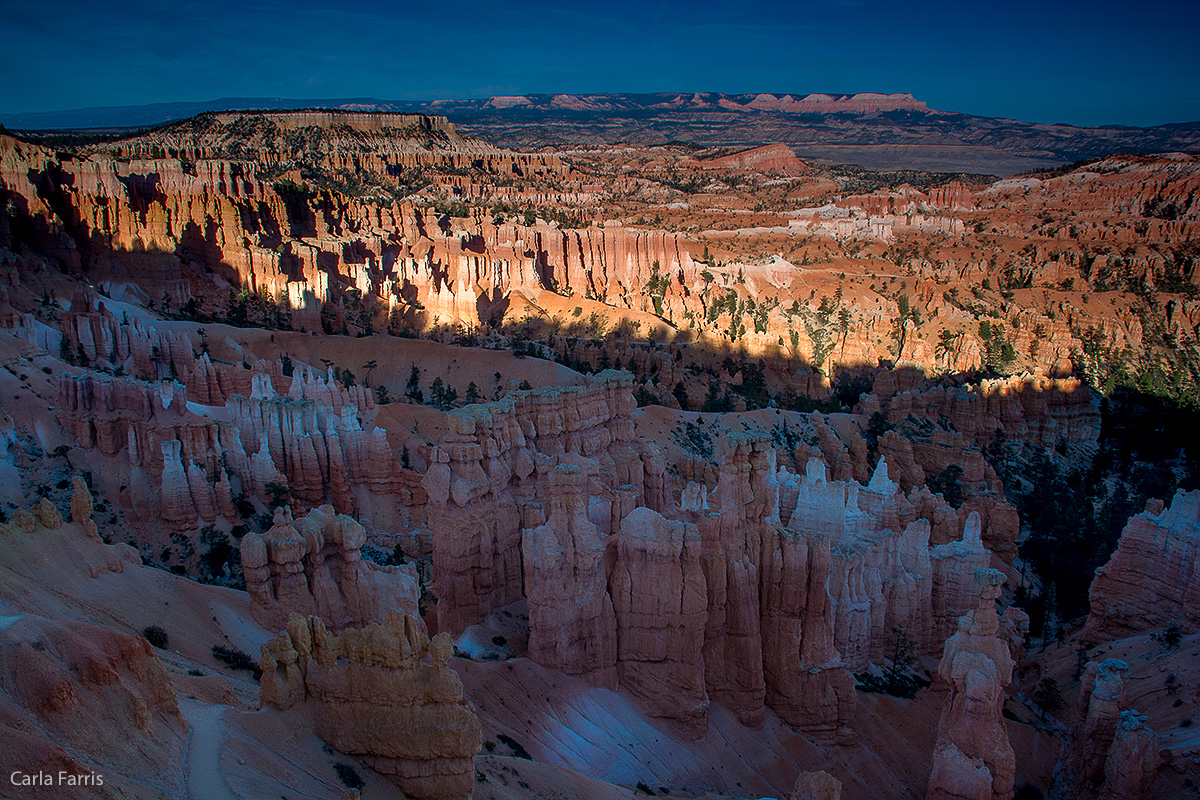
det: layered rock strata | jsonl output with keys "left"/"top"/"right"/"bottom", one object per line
{"left": 428, "top": 376, "right": 1002, "bottom": 743}
{"left": 1053, "top": 658, "right": 1158, "bottom": 800}
{"left": 424, "top": 370, "right": 1008, "bottom": 743}
{"left": 865, "top": 373, "right": 1101, "bottom": 453}
{"left": 1098, "top": 711, "right": 1159, "bottom": 800}
{"left": 1084, "top": 489, "right": 1200, "bottom": 641}
{"left": 1, "top": 131, "right": 693, "bottom": 332}
{"left": 57, "top": 352, "right": 416, "bottom": 530}
{"left": 1055, "top": 658, "right": 1129, "bottom": 798}
{"left": 259, "top": 612, "right": 481, "bottom": 800}
{"left": 694, "top": 434, "right": 773, "bottom": 727}
{"left": 522, "top": 464, "right": 618, "bottom": 681}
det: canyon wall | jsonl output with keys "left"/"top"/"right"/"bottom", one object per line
{"left": 1084, "top": 490, "right": 1200, "bottom": 641}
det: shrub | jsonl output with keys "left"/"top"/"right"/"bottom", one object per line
{"left": 143, "top": 625, "right": 169, "bottom": 649}
{"left": 333, "top": 763, "right": 364, "bottom": 790}
{"left": 635, "top": 386, "right": 657, "bottom": 407}
{"left": 211, "top": 645, "right": 262, "bottom": 679}
{"left": 1034, "top": 677, "right": 1065, "bottom": 715}
{"left": 496, "top": 733, "right": 531, "bottom": 760}
{"left": 927, "top": 464, "right": 965, "bottom": 508}
{"left": 1164, "top": 625, "right": 1182, "bottom": 649}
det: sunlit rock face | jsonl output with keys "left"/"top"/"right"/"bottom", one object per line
{"left": 8, "top": 104, "right": 1194, "bottom": 800}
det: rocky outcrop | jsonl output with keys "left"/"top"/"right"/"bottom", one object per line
{"left": 228, "top": 378, "right": 396, "bottom": 516}
{"left": 0, "top": 615, "right": 186, "bottom": 799}
{"left": 259, "top": 612, "right": 481, "bottom": 800}
{"left": 699, "top": 144, "right": 810, "bottom": 176}
{"left": 863, "top": 374, "right": 1101, "bottom": 453}
{"left": 160, "top": 439, "right": 198, "bottom": 526}
{"left": 772, "top": 526, "right": 857, "bottom": 744}
{"left": 929, "top": 514, "right": 991, "bottom": 646}
{"left": 7, "top": 126, "right": 1200, "bottom": 391}
{"left": 427, "top": 385, "right": 1006, "bottom": 743}
{"left": 960, "top": 494, "right": 1020, "bottom": 563}
{"left": 927, "top": 568, "right": 1015, "bottom": 800}
{"left": 70, "top": 477, "right": 101, "bottom": 542}
{"left": 1084, "top": 489, "right": 1200, "bottom": 641}
{"left": 241, "top": 505, "right": 419, "bottom": 632}
{"left": 609, "top": 507, "right": 708, "bottom": 737}
{"left": 2, "top": 127, "right": 691, "bottom": 337}
{"left": 58, "top": 372, "right": 190, "bottom": 460}
{"left": 694, "top": 434, "right": 773, "bottom": 727}
{"left": 55, "top": 350, "right": 425, "bottom": 534}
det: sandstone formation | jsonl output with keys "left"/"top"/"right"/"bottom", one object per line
{"left": 5, "top": 118, "right": 1199, "bottom": 389}
{"left": 241, "top": 505, "right": 419, "bottom": 632}
{"left": 425, "top": 374, "right": 1006, "bottom": 743}
{"left": 694, "top": 434, "right": 772, "bottom": 728}
{"left": 259, "top": 612, "right": 482, "bottom": 800}
{"left": 927, "top": 568, "right": 1015, "bottom": 800}
{"left": 929, "top": 513, "right": 992, "bottom": 646}
{"left": 1084, "top": 489, "right": 1200, "bottom": 641}
{"left": 54, "top": 332, "right": 424, "bottom": 535}
{"left": 70, "top": 476, "right": 101, "bottom": 541}
{"left": 1052, "top": 657, "right": 1159, "bottom": 800}
{"left": 6, "top": 104, "right": 1192, "bottom": 800}
{"left": 699, "top": 144, "right": 810, "bottom": 176}
{"left": 864, "top": 372, "right": 1101, "bottom": 476}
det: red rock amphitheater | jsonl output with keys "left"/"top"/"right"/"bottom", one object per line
{"left": 0, "top": 107, "right": 1196, "bottom": 800}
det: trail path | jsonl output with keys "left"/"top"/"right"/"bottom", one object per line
{"left": 180, "top": 700, "right": 238, "bottom": 800}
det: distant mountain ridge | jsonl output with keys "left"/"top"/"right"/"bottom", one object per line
{"left": 5, "top": 92, "right": 1200, "bottom": 175}
{"left": 2, "top": 92, "right": 933, "bottom": 130}
{"left": 0, "top": 97, "right": 409, "bottom": 130}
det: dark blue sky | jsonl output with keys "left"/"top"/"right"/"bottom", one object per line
{"left": 1, "top": 0, "right": 1197, "bottom": 126}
